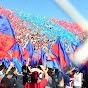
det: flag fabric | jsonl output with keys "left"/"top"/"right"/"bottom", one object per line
{"left": 47, "top": 43, "right": 70, "bottom": 86}
{"left": 71, "top": 42, "right": 82, "bottom": 52}
{"left": 9, "top": 43, "right": 26, "bottom": 66}
{"left": 47, "top": 44, "right": 60, "bottom": 69}
{"left": 52, "top": 38, "right": 70, "bottom": 70}
{"left": 9, "top": 43, "right": 21, "bottom": 62}
{"left": 69, "top": 45, "right": 79, "bottom": 68}
{"left": 29, "top": 59, "right": 36, "bottom": 66}
{"left": 22, "top": 41, "right": 33, "bottom": 65}
{"left": 77, "top": 60, "right": 88, "bottom": 75}
{"left": 20, "top": 51, "right": 26, "bottom": 66}
{"left": 70, "top": 42, "right": 88, "bottom": 75}
{"left": 31, "top": 50, "right": 41, "bottom": 66}
{"left": 69, "top": 42, "right": 83, "bottom": 67}
{"left": 69, "top": 45, "right": 75, "bottom": 61}
{"left": 0, "top": 59, "right": 2, "bottom": 64}
{"left": 69, "top": 42, "right": 82, "bottom": 60}
{"left": 3, "top": 58, "right": 10, "bottom": 69}
{"left": 13, "top": 58, "right": 22, "bottom": 72}
{"left": 70, "top": 43, "right": 77, "bottom": 52}
{"left": 77, "top": 64, "right": 87, "bottom": 74}
{"left": 84, "top": 61, "right": 88, "bottom": 75}
{"left": 0, "top": 15, "right": 16, "bottom": 60}
{"left": 37, "top": 47, "right": 47, "bottom": 67}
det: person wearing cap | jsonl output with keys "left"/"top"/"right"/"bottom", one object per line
{"left": 25, "top": 65, "right": 49, "bottom": 88}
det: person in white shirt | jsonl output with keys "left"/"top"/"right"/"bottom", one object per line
{"left": 73, "top": 71, "right": 83, "bottom": 88}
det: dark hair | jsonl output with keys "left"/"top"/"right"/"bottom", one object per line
{"left": 55, "top": 69, "right": 58, "bottom": 73}
{"left": 22, "top": 65, "right": 30, "bottom": 73}
{"left": 72, "top": 69, "right": 76, "bottom": 73}
{"left": 48, "top": 70, "right": 52, "bottom": 74}
{"left": 7, "top": 71, "right": 14, "bottom": 76}
{"left": 0, "top": 64, "right": 5, "bottom": 71}
{"left": 31, "top": 71, "right": 39, "bottom": 83}
{"left": 11, "top": 68, "right": 16, "bottom": 72}
{"left": 36, "top": 65, "right": 40, "bottom": 69}
{"left": 31, "top": 78, "right": 37, "bottom": 83}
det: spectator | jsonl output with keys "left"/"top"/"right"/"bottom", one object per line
{"left": 22, "top": 65, "right": 31, "bottom": 85}
{"left": 1, "top": 71, "right": 16, "bottom": 88}
{"left": 51, "top": 69, "right": 64, "bottom": 88}
{"left": 25, "top": 65, "right": 49, "bottom": 88}
{"left": 73, "top": 71, "right": 83, "bottom": 88}
{"left": 45, "top": 69, "right": 53, "bottom": 88}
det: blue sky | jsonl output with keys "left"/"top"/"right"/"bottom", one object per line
{"left": 0, "top": 0, "right": 88, "bottom": 22}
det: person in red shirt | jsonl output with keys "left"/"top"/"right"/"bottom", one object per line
{"left": 25, "top": 65, "right": 49, "bottom": 88}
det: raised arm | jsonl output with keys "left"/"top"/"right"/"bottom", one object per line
{"left": 6, "top": 62, "right": 14, "bottom": 74}
{"left": 40, "top": 65, "right": 49, "bottom": 81}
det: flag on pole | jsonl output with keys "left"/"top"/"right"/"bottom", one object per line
{"left": 52, "top": 38, "right": 70, "bottom": 70}
{"left": 0, "top": 15, "right": 16, "bottom": 60}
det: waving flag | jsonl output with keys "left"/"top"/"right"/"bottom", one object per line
{"left": 31, "top": 50, "right": 41, "bottom": 66}
{"left": 71, "top": 43, "right": 77, "bottom": 52}
{"left": 47, "top": 50, "right": 60, "bottom": 69}
{"left": 69, "top": 42, "right": 82, "bottom": 61}
{"left": 0, "top": 59, "right": 2, "bottom": 64}
{"left": 41, "top": 48, "right": 47, "bottom": 67}
{"left": 52, "top": 38, "right": 70, "bottom": 70}
{"left": 47, "top": 43, "right": 70, "bottom": 85}
{"left": 22, "top": 41, "right": 33, "bottom": 65}
{"left": 37, "top": 47, "right": 47, "bottom": 67}
{"left": 70, "top": 42, "right": 88, "bottom": 74}
{"left": 76, "top": 60, "right": 88, "bottom": 75}
{"left": 0, "top": 15, "right": 16, "bottom": 60}
{"left": 20, "top": 49, "right": 26, "bottom": 66}
{"left": 9, "top": 43, "right": 26, "bottom": 66}
{"left": 3, "top": 58, "right": 10, "bottom": 69}
{"left": 69, "top": 42, "right": 82, "bottom": 65}
{"left": 77, "top": 64, "right": 87, "bottom": 74}
{"left": 3, "top": 44, "right": 26, "bottom": 68}
{"left": 47, "top": 43, "right": 60, "bottom": 68}
{"left": 84, "top": 61, "right": 88, "bottom": 75}
{"left": 71, "top": 42, "right": 82, "bottom": 52}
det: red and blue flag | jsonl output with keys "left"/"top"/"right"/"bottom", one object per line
{"left": 71, "top": 42, "right": 82, "bottom": 52}
{"left": 47, "top": 43, "right": 70, "bottom": 85}
{"left": 51, "top": 38, "right": 70, "bottom": 70}
{"left": 69, "top": 42, "right": 83, "bottom": 67}
{"left": 77, "top": 60, "right": 88, "bottom": 75}
{"left": 47, "top": 42, "right": 63, "bottom": 69}
{"left": 22, "top": 41, "right": 33, "bottom": 65}
{"left": 31, "top": 50, "right": 41, "bottom": 66}
{"left": 37, "top": 47, "right": 47, "bottom": 67}
{"left": 0, "top": 15, "right": 16, "bottom": 60}
{"left": 9, "top": 43, "right": 26, "bottom": 66}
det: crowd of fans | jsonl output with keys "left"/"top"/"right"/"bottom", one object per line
{"left": 0, "top": 6, "right": 85, "bottom": 53}
{"left": 0, "top": 6, "right": 88, "bottom": 88}
{"left": 0, "top": 61, "right": 88, "bottom": 88}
